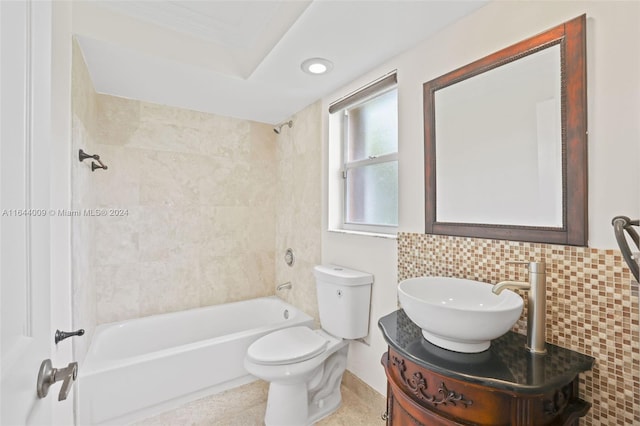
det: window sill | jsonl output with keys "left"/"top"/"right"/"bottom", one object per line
{"left": 327, "top": 228, "right": 398, "bottom": 240}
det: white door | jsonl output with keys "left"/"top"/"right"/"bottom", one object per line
{"left": 1, "top": 1, "right": 56, "bottom": 424}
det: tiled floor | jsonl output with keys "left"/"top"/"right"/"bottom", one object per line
{"left": 135, "top": 379, "right": 386, "bottom": 426}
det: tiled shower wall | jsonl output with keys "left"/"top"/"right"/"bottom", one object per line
{"left": 71, "top": 44, "right": 277, "bottom": 340}
{"left": 88, "top": 95, "right": 277, "bottom": 324}
{"left": 398, "top": 233, "right": 639, "bottom": 426}
{"left": 274, "top": 101, "right": 323, "bottom": 323}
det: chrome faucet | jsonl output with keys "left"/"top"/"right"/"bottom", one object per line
{"left": 276, "top": 282, "right": 292, "bottom": 291}
{"left": 492, "top": 261, "right": 547, "bottom": 355}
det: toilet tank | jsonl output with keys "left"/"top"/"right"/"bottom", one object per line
{"left": 313, "top": 264, "right": 373, "bottom": 339}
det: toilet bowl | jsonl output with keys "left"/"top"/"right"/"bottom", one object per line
{"left": 244, "top": 327, "right": 349, "bottom": 425}
{"left": 244, "top": 265, "right": 373, "bottom": 426}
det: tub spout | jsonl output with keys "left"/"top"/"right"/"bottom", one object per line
{"left": 276, "top": 282, "right": 292, "bottom": 291}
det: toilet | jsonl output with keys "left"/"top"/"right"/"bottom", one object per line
{"left": 244, "top": 264, "right": 373, "bottom": 426}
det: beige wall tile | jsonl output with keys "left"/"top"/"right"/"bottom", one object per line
{"left": 275, "top": 102, "right": 323, "bottom": 323}
{"left": 73, "top": 59, "right": 278, "bottom": 328}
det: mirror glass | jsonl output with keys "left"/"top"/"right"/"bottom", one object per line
{"left": 424, "top": 15, "right": 587, "bottom": 246}
{"left": 435, "top": 45, "right": 562, "bottom": 227}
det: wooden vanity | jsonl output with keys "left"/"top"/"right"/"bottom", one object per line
{"left": 379, "top": 310, "right": 594, "bottom": 426}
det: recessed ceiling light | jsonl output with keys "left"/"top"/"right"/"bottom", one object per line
{"left": 301, "top": 58, "right": 333, "bottom": 75}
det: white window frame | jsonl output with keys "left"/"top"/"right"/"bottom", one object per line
{"left": 328, "top": 72, "right": 398, "bottom": 235}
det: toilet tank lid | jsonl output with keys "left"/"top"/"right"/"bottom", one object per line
{"left": 313, "top": 264, "right": 373, "bottom": 286}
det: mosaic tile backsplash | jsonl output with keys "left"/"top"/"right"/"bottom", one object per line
{"left": 398, "top": 233, "right": 639, "bottom": 426}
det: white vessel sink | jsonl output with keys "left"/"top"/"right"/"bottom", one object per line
{"left": 398, "top": 277, "right": 523, "bottom": 353}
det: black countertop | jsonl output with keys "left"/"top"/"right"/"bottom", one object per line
{"left": 379, "top": 310, "right": 595, "bottom": 394}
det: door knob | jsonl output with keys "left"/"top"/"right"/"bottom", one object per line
{"left": 36, "top": 359, "right": 78, "bottom": 401}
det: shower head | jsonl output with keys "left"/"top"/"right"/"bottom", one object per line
{"left": 273, "top": 120, "right": 293, "bottom": 134}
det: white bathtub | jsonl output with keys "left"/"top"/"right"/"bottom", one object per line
{"left": 78, "top": 296, "right": 314, "bottom": 425}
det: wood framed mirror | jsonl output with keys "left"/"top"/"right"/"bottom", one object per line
{"left": 424, "top": 15, "right": 587, "bottom": 246}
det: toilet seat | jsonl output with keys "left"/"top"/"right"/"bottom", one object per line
{"left": 247, "top": 326, "right": 328, "bottom": 366}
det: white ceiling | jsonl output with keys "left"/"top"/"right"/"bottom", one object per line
{"left": 74, "top": 0, "right": 487, "bottom": 124}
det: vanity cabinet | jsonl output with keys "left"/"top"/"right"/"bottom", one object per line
{"left": 379, "top": 310, "right": 594, "bottom": 426}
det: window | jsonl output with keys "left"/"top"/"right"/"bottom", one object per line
{"left": 328, "top": 72, "right": 398, "bottom": 234}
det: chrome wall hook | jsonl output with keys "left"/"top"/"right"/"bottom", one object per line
{"left": 79, "top": 149, "right": 108, "bottom": 172}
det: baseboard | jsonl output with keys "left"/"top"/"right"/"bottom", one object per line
{"left": 342, "top": 370, "right": 386, "bottom": 411}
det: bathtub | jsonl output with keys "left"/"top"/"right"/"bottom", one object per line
{"left": 78, "top": 296, "right": 314, "bottom": 425}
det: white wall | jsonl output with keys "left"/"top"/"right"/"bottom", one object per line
{"left": 322, "top": 0, "right": 640, "bottom": 395}
{"left": 50, "top": 2, "right": 75, "bottom": 424}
